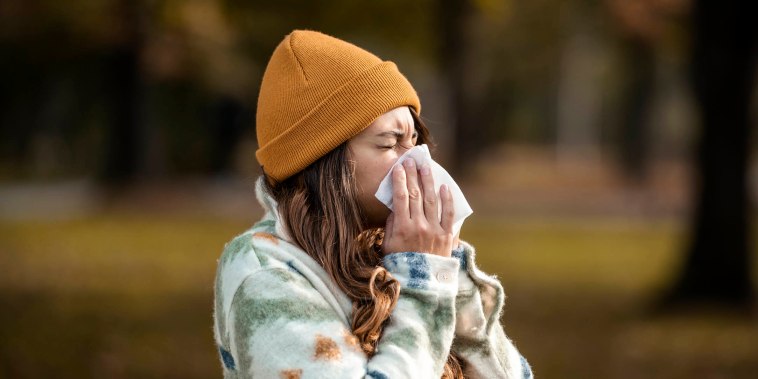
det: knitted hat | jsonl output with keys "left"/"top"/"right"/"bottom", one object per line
{"left": 255, "top": 29, "right": 421, "bottom": 182}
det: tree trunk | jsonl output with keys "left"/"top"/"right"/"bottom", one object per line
{"left": 98, "top": 0, "right": 144, "bottom": 186}
{"left": 664, "top": 0, "right": 756, "bottom": 309}
{"left": 437, "top": 0, "right": 478, "bottom": 176}
{"left": 99, "top": 46, "right": 142, "bottom": 184}
{"left": 617, "top": 38, "right": 654, "bottom": 183}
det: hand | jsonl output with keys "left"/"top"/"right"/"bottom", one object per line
{"left": 383, "top": 158, "right": 455, "bottom": 257}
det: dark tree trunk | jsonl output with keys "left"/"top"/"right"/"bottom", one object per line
{"left": 208, "top": 97, "right": 250, "bottom": 175}
{"left": 617, "top": 38, "right": 654, "bottom": 183}
{"left": 664, "top": 0, "right": 757, "bottom": 309}
{"left": 98, "top": 0, "right": 144, "bottom": 186}
{"left": 99, "top": 46, "right": 142, "bottom": 184}
{"left": 437, "top": 0, "right": 478, "bottom": 176}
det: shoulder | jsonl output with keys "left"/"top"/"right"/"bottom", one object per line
{"left": 218, "top": 218, "right": 281, "bottom": 269}
{"left": 216, "top": 216, "right": 301, "bottom": 286}
{"left": 215, "top": 219, "right": 309, "bottom": 330}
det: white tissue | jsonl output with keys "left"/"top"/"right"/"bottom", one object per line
{"left": 374, "top": 144, "right": 473, "bottom": 236}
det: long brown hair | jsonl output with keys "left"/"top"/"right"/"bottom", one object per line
{"left": 263, "top": 107, "right": 465, "bottom": 378}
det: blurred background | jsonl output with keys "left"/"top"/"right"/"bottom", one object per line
{"left": 1, "top": 0, "right": 757, "bottom": 378}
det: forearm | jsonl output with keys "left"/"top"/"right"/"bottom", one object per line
{"left": 376, "top": 251, "right": 460, "bottom": 378}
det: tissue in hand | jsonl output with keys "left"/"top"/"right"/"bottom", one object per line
{"left": 374, "top": 144, "right": 473, "bottom": 236}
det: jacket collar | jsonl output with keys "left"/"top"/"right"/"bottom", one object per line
{"left": 254, "top": 175, "right": 294, "bottom": 244}
{"left": 253, "top": 175, "right": 354, "bottom": 323}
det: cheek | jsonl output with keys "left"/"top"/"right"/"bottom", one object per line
{"left": 367, "top": 158, "right": 395, "bottom": 189}
{"left": 355, "top": 155, "right": 396, "bottom": 194}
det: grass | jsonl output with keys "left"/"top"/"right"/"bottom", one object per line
{"left": 1, "top": 211, "right": 756, "bottom": 378}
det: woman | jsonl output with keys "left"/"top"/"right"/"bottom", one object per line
{"left": 213, "top": 29, "right": 533, "bottom": 379}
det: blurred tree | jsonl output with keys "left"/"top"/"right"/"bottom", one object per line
{"left": 145, "top": 0, "right": 254, "bottom": 177}
{"left": 98, "top": 0, "right": 145, "bottom": 185}
{"left": 606, "top": 0, "right": 690, "bottom": 182}
{"left": 439, "top": 0, "right": 565, "bottom": 174}
{"left": 615, "top": 38, "right": 654, "bottom": 182}
{"left": 1, "top": 0, "right": 132, "bottom": 179}
{"left": 466, "top": 0, "right": 564, "bottom": 152}
{"left": 0, "top": 0, "right": 257, "bottom": 182}
{"left": 663, "top": 0, "right": 756, "bottom": 309}
{"left": 607, "top": 0, "right": 657, "bottom": 182}
{"left": 437, "top": 0, "right": 474, "bottom": 176}
{"left": 208, "top": 96, "right": 250, "bottom": 175}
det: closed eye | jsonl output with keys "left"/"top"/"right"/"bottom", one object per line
{"left": 377, "top": 131, "right": 418, "bottom": 150}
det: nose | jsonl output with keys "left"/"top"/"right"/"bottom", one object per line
{"left": 390, "top": 145, "right": 413, "bottom": 167}
{"left": 398, "top": 144, "right": 412, "bottom": 154}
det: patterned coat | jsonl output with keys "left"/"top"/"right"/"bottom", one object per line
{"left": 213, "top": 176, "right": 534, "bottom": 379}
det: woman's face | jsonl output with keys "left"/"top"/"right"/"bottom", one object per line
{"left": 347, "top": 106, "right": 419, "bottom": 228}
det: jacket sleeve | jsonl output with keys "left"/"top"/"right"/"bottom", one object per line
{"left": 225, "top": 251, "right": 461, "bottom": 379}
{"left": 450, "top": 241, "right": 534, "bottom": 379}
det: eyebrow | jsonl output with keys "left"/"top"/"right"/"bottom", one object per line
{"left": 376, "top": 130, "right": 418, "bottom": 138}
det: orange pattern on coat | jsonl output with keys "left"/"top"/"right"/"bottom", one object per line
{"left": 280, "top": 368, "right": 302, "bottom": 379}
{"left": 253, "top": 232, "right": 279, "bottom": 245}
{"left": 314, "top": 334, "right": 342, "bottom": 361}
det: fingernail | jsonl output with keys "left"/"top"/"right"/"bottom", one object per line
{"left": 440, "top": 184, "right": 447, "bottom": 193}
{"left": 403, "top": 159, "right": 414, "bottom": 168}
{"left": 420, "top": 164, "right": 430, "bottom": 175}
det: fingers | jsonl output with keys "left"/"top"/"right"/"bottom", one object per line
{"left": 418, "top": 163, "right": 439, "bottom": 225}
{"left": 439, "top": 184, "right": 455, "bottom": 233}
{"left": 385, "top": 160, "right": 456, "bottom": 257}
{"left": 402, "top": 159, "right": 424, "bottom": 220}
{"left": 391, "top": 164, "right": 409, "bottom": 220}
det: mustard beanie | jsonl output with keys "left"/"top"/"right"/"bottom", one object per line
{"left": 255, "top": 29, "right": 421, "bottom": 182}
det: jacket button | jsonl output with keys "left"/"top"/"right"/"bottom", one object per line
{"left": 436, "top": 271, "right": 453, "bottom": 283}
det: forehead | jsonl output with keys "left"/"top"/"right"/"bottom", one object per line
{"left": 364, "top": 106, "right": 414, "bottom": 133}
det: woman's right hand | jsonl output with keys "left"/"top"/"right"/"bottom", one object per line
{"left": 382, "top": 158, "right": 455, "bottom": 257}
